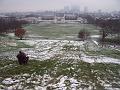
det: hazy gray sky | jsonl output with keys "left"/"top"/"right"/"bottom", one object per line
{"left": 0, "top": 0, "right": 120, "bottom": 12}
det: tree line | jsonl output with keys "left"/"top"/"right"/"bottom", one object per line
{"left": 83, "top": 15, "right": 120, "bottom": 35}
{"left": 0, "top": 17, "right": 28, "bottom": 33}
{"left": 82, "top": 15, "right": 120, "bottom": 44}
{"left": 95, "top": 18, "right": 120, "bottom": 44}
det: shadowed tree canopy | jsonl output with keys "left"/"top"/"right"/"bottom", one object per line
{"left": 78, "top": 29, "right": 90, "bottom": 40}
{"left": 0, "top": 17, "right": 28, "bottom": 34}
{"left": 95, "top": 18, "right": 120, "bottom": 44}
{"left": 15, "top": 28, "right": 26, "bottom": 40}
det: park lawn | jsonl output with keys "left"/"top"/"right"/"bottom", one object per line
{"left": 24, "top": 23, "right": 99, "bottom": 39}
{"left": 0, "top": 59, "right": 120, "bottom": 89}
{"left": 85, "top": 48, "right": 120, "bottom": 59}
{"left": 0, "top": 34, "right": 33, "bottom": 52}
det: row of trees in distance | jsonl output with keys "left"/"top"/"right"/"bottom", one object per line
{"left": 0, "top": 17, "right": 28, "bottom": 39}
{"left": 81, "top": 15, "right": 120, "bottom": 44}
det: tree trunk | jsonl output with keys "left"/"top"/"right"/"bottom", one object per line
{"left": 20, "top": 37, "right": 23, "bottom": 40}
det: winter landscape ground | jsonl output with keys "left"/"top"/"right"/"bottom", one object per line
{"left": 0, "top": 23, "right": 120, "bottom": 90}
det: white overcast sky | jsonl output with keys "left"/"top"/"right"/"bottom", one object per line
{"left": 0, "top": 0, "right": 120, "bottom": 12}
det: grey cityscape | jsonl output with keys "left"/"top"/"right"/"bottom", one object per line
{"left": 0, "top": 0, "right": 120, "bottom": 90}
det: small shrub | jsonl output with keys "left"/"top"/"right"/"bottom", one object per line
{"left": 15, "top": 28, "right": 26, "bottom": 40}
{"left": 78, "top": 29, "right": 90, "bottom": 40}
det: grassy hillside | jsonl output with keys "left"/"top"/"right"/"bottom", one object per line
{"left": 0, "top": 34, "right": 33, "bottom": 52}
{"left": 0, "top": 60, "right": 120, "bottom": 89}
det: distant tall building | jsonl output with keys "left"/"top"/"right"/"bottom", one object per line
{"left": 64, "top": 5, "right": 80, "bottom": 14}
{"left": 64, "top": 6, "right": 70, "bottom": 13}
{"left": 84, "top": 6, "right": 88, "bottom": 14}
{"left": 98, "top": 9, "right": 102, "bottom": 15}
{"left": 71, "top": 6, "right": 80, "bottom": 13}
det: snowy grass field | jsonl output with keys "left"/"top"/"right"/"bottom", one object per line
{"left": 0, "top": 60, "right": 120, "bottom": 90}
{"left": 24, "top": 23, "right": 99, "bottom": 40}
{"left": 0, "top": 23, "right": 120, "bottom": 90}
{"left": 0, "top": 34, "right": 33, "bottom": 52}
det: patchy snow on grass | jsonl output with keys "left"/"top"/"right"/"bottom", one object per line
{"left": 2, "top": 78, "right": 20, "bottom": 85}
{"left": 0, "top": 39, "right": 120, "bottom": 64}
{"left": 90, "top": 35, "right": 100, "bottom": 38}
{"left": 1, "top": 74, "right": 80, "bottom": 90}
{"left": 7, "top": 33, "right": 15, "bottom": 37}
{"left": 81, "top": 54, "right": 120, "bottom": 64}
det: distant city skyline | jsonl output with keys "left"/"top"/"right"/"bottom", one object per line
{"left": 0, "top": 0, "right": 120, "bottom": 13}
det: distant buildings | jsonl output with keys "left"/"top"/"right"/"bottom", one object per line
{"left": 1, "top": 6, "right": 120, "bottom": 24}
{"left": 17, "top": 12, "right": 87, "bottom": 24}
{"left": 84, "top": 7, "right": 88, "bottom": 14}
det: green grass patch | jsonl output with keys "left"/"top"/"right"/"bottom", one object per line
{"left": 0, "top": 34, "right": 33, "bottom": 52}
{"left": 0, "top": 42, "right": 33, "bottom": 52}
{"left": 62, "top": 45, "right": 80, "bottom": 51}
{"left": 85, "top": 49, "right": 120, "bottom": 59}
{"left": 0, "top": 59, "right": 120, "bottom": 89}
{"left": 103, "top": 38, "right": 120, "bottom": 45}
{"left": 24, "top": 23, "right": 99, "bottom": 39}
{"left": 0, "top": 60, "right": 120, "bottom": 80}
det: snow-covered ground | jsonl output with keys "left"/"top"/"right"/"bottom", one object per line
{"left": 0, "top": 38, "right": 120, "bottom": 90}
{"left": 17, "top": 39, "right": 120, "bottom": 64}
{"left": 0, "top": 74, "right": 91, "bottom": 90}
{"left": 0, "top": 38, "right": 119, "bottom": 64}
{"left": 1, "top": 72, "right": 120, "bottom": 90}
